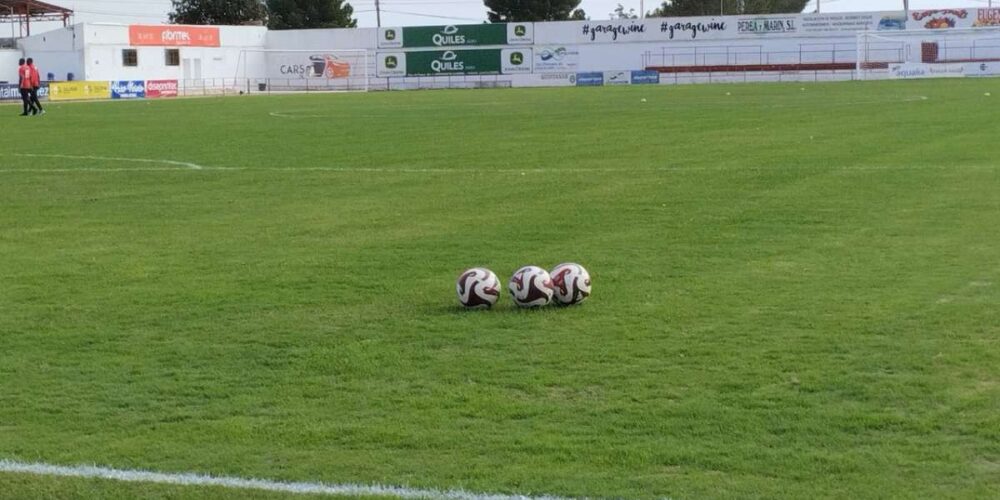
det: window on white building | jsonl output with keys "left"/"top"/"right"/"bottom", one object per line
{"left": 122, "top": 49, "right": 138, "bottom": 67}
{"left": 165, "top": 49, "right": 180, "bottom": 67}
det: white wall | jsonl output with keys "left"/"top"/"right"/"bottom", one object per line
{"left": 17, "top": 26, "right": 83, "bottom": 81}
{"left": 0, "top": 49, "right": 22, "bottom": 83}
{"left": 266, "top": 28, "right": 376, "bottom": 50}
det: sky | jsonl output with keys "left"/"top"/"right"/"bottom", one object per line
{"left": 7, "top": 0, "right": 996, "bottom": 36}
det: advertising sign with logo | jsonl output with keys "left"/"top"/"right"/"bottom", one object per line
{"left": 630, "top": 70, "right": 660, "bottom": 84}
{"left": 274, "top": 54, "right": 351, "bottom": 79}
{"left": 0, "top": 83, "right": 18, "bottom": 101}
{"left": 799, "top": 12, "right": 903, "bottom": 33}
{"left": 111, "top": 80, "right": 146, "bottom": 99}
{"left": 967, "top": 61, "right": 1000, "bottom": 76}
{"left": 537, "top": 73, "right": 577, "bottom": 86}
{"left": 507, "top": 23, "right": 534, "bottom": 44}
{"left": 378, "top": 27, "right": 403, "bottom": 48}
{"left": 576, "top": 18, "right": 730, "bottom": 43}
{"left": 738, "top": 17, "right": 796, "bottom": 35}
{"left": 404, "top": 49, "right": 502, "bottom": 76}
{"left": 534, "top": 46, "right": 579, "bottom": 72}
{"left": 145, "top": 80, "right": 178, "bottom": 98}
{"left": 49, "top": 81, "right": 111, "bottom": 101}
{"left": 501, "top": 48, "right": 532, "bottom": 74}
{"left": 377, "top": 53, "right": 407, "bottom": 77}
{"left": 604, "top": 70, "right": 631, "bottom": 85}
{"left": 905, "top": 9, "right": 1000, "bottom": 29}
{"left": 540, "top": 11, "right": 905, "bottom": 45}
{"left": 889, "top": 62, "right": 965, "bottom": 79}
{"left": 398, "top": 24, "right": 508, "bottom": 48}
{"left": 575, "top": 72, "right": 604, "bottom": 86}
{"left": 974, "top": 9, "right": 1000, "bottom": 27}
{"left": 129, "top": 25, "right": 220, "bottom": 47}
{"left": 378, "top": 23, "right": 534, "bottom": 48}
{"left": 0, "top": 82, "right": 48, "bottom": 101}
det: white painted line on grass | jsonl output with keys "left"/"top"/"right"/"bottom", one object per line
{"left": 0, "top": 459, "right": 573, "bottom": 500}
{"left": 1, "top": 152, "right": 995, "bottom": 175}
{"left": 10, "top": 153, "right": 207, "bottom": 170}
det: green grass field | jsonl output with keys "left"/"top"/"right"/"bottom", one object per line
{"left": 1, "top": 80, "right": 998, "bottom": 499}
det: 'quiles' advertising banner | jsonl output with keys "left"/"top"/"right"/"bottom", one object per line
{"left": 48, "top": 81, "right": 111, "bottom": 101}
{"left": 145, "top": 80, "right": 179, "bottom": 98}
{"left": 129, "top": 24, "right": 220, "bottom": 47}
{"left": 376, "top": 49, "right": 532, "bottom": 77}
{"left": 377, "top": 23, "right": 533, "bottom": 49}
{"left": 111, "top": 80, "right": 146, "bottom": 99}
{"left": 403, "top": 49, "right": 501, "bottom": 75}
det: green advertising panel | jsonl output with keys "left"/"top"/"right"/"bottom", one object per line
{"left": 402, "top": 24, "right": 507, "bottom": 48}
{"left": 405, "top": 49, "right": 502, "bottom": 76}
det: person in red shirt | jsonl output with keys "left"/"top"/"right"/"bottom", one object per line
{"left": 17, "top": 58, "right": 34, "bottom": 116}
{"left": 27, "top": 58, "right": 44, "bottom": 115}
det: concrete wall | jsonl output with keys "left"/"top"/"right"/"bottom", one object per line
{"left": 266, "top": 27, "right": 375, "bottom": 50}
{"left": 17, "top": 26, "right": 83, "bottom": 81}
{"left": 0, "top": 49, "right": 22, "bottom": 83}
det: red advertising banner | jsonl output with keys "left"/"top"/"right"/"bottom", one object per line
{"left": 146, "top": 80, "right": 179, "bottom": 98}
{"left": 129, "top": 25, "right": 220, "bottom": 47}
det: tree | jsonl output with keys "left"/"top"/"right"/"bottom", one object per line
{"left": 267, "top": 0, "right": 356, "bottom": 29}
{"left": 610, "top": 3, "right": 637, "bottom": 19}
{"left": 169, "top": 0, "right": 267, "bottom": 25}
{"left": 650, "top": 0, "right": 809, "bottom": 17}
{"left": 485, "top": 0, "right": 584, "bottom": 22}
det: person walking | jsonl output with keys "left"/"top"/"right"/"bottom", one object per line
{"left": 18, "top": 58, "right": 36, "bottom": 116}
{"left": 27, "top": 58, "right": 44, "bottom": 115}
{"left": 17, "top": 57, "right": 30, "bottom": 116}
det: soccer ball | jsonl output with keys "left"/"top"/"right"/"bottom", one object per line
{"left": 508, "top": 266, "right": 554, "bottom": 308}
{"left": 550, "top": 263, "right": 591, "bottom": 305}
{"left": 456, "top": 268, "right": 501, "bottom": 309}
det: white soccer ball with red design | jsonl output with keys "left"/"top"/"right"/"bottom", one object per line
{"left": 508, "top": 265, "right": 554, "bottom": 308}
{"left": 456, "top": 268, "right": 501, "bottom": 309}
{"left": 550, "top": 263, "right": 591, "bottom": 305}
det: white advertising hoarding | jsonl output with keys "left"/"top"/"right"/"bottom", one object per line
{"left": 534, "top": 11, "right": 906, "bottom": 45}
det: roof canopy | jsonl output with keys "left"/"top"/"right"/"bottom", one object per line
{"left": 0, "top": 0, "right": 73, "bottom": 37}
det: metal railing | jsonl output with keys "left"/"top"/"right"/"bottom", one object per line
{"left": 642, "top": 42, "right": 902, "bottom": 69}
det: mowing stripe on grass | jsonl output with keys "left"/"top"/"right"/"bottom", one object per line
{"left": 0, "top": 459, "right": 574, "bottom": 500}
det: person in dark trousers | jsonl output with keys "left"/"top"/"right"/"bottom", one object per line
{"left": 17, "top": 58, "right": 35, "bottom": 116}
{"left": 27, "top": 58, "right": 44, "bottom": 115}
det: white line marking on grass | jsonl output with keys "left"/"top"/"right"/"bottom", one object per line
{"left": 10, "top": 153, "right": 206, "bottom": 170}
{"left": 2, "top": 156, "right": 995, "bottom": 175}
{"left": 0, "top": 459, "right": 573, "bottom": 500}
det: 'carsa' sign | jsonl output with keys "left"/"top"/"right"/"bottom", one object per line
{"left": 146, "top": 80, "right": 179, "bottom": 98}
{"left": 129, "top": 25, "right": 220, "bottom": 47}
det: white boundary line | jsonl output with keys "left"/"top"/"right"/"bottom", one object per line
{"left": 0, "top": 459, "right": 574, "bottom": 500}
{"left": 2, "top": 164, "right": 996, "bottom": 174}
{"left": 1, "top": 152, "right": 995, "bottom": 174}
{"left": 10, "top": 153, "right": 206, "bottom": 170}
